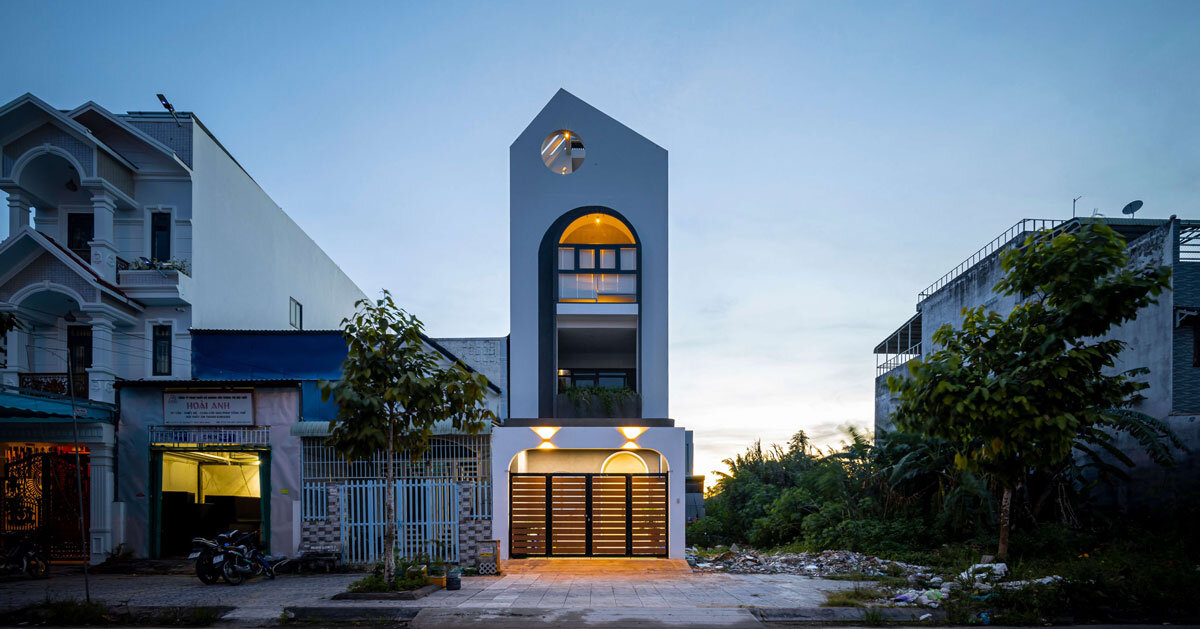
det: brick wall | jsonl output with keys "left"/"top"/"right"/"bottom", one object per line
{"left": 457, "top": 481, "right": 492, "bottom": 567}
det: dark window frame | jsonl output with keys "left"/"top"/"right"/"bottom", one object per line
{"left": 150, "top": 211, "right": 171, "bottom": 262}
{"left": 152, "top": 324, "right": 172, "bottom": 376}
{"left": 289, "top": 298, "right": 303, "bottom": 330}
{"left": 66, "top": 213, "right": 95, "bottom": 259}
{"left": 556, "top": 244, "right": 640, "bottom": 303}
{"left": 67, "top": 325, "right": 92, "bottom": 372}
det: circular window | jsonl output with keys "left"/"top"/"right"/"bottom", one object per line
{"left": 541, "top": 130, "right": 584, "bottom": 175}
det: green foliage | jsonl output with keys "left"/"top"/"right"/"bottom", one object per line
{"left": 887, "top": 220, "right": 1179, "bottom": 557}
{"left": 318, "top": 290, "right": 495, "bottom": 582}
{"left": 563, "top": 385, "right": 640, "bottom": 416}
{"left": 348, "top": 555, "right": 430, "bottom": 592}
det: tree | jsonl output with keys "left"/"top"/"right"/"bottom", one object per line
{"left": 888, "top": 220, "right": 1176, "bottom": 559}
{"left": 318, "top": 291, "right": 495, "bottom": 583}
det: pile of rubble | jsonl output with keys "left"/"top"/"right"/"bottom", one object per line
{"left": 686, "top": 545, "right": 932, "bottom": 579}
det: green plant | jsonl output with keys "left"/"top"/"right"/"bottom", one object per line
{"left": 562, "top": 385, "right": 640, "bottom": 416}
{"left": 860, "top": 607, "right": 887, "bottom": 626}
{"left": 128, "top": 256, "right": 191, "bottom": 275}
{"left": 318, "top": 290, "right": 494, "bottom": 583}
{"left": 348, "top": 555, "right": 429, "bottom": 593}
{"left": 821, "top": 584, "right": 887, "bottom": 608}
{"left": 889, "top": 220, "right": 1179, "bottom": 559}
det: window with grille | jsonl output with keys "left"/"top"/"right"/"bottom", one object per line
{"left": 152, "top": 325, "right": 172, "bottom": 376}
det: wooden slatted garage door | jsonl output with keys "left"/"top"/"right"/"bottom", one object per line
{"left": 510, "top": 473, "right": 668, "bottom": 557}
{"left": 509, "top": 475, "right": 548, "bottom": 556}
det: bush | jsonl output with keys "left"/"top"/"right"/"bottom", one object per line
{"left": 685, "top": 515, "right": 728, "bottom": 548}
{"left": 348, "top": 555, "right": 428, "bottom": 593}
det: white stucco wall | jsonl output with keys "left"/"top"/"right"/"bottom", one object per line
{"left": 189, "top": 124, "right": 366, "bottom": 330}
{"left": 509, "top": 90, "right": 669, "bottom": 418}
{"left": 491, "top": 425, "right": 687, "bottom": 560}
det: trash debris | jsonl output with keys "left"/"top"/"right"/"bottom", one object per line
{"left": 687, "top": 548, "right": 931, "bottom": 579}
{"left": 958, "top": 562, "right": 1008, "bottom": 582}
{"left": 918, "top": 613, "right": 933, "bottom": 621}
{"left": 994, "top": 575, "right": 1063, "bottom": 590}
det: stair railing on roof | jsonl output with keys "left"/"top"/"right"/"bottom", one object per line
{"left": 918, "top": 219, "right": 1068, "bottom": 302}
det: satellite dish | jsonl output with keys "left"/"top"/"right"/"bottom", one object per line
{"left": 1121, "top": 200, "right": 1143, "bottom": 217}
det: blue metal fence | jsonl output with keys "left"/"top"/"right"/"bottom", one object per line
{"left": 302, "top": 481, "right": 327, "bottom": 521}
{"left": 339, "top": 479, "right": 460, "bottom": 565}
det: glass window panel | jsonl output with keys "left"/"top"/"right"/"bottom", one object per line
{"left": 559, "top": 273, "right": 596, "bottom": 301}
{"left": 620, "top": 248, "right": 637, "bottom": 270}
{"left": 558, "top": 247, "right": 574, "bottom": 270}
{"left": 578, "top": 249, "right": 595, "bottom": 269}
{"left": 599, "top": 249, "right": 616, "bottom": 269}
{"left": 151, "top": 212, "right": 171, "bottom": 261}
{"left": 617, "top": 274, "right": 636, "bottom": 295}
{"left": 153, "top": 325, "right": 172, "bottom": 376}
{"left": 598, "top": 373, "right": 626, "bottom": 388}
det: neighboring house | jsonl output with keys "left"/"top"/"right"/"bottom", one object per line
{"left": 874, "top": 216, "right": 1200, "bottom": 505}
{"left": 493, "top": 89, "right": 690, "bottom": 560}
{"left": 0, "top": 93, "right": 365, "bottom": 562}
{"left": 115, "top": 329, "right": 502, "bottom": 560}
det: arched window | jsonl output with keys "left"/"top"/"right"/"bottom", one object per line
{"left": 556, "top": 213, "right": 638, "bottom": 303}
{"left": 601, "top": 451, "right": 648, "bottom": 474}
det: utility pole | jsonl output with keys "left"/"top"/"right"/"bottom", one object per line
{"left": 64, "top": 331, "right": 91, "bottom": 603}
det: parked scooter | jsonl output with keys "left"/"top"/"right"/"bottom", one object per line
{"left": 0, "top": 532, "right": 50, "bottom": 578}
{"left": 219, "top": 530, "right": 287, "bottom": 586}
{"left": 189, "top": 529, "right": 245, "bottom": 585}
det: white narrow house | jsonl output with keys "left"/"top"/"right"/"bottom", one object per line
{"left": 493, "top": 90, "right": 689, "bottom": 560}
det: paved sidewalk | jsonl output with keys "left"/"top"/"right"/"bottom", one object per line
{"left": 0, "top": 570, "right": 862, "bottom": 624}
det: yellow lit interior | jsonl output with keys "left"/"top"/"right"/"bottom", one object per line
{"left": 601, "top": 451, "right": 648, "bottom": 474}
{"left": 560, "top": 213, "right": 635, "bottom": 245}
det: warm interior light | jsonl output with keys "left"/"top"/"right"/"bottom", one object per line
{"left": 537, "top": 441, "right": 557, "bottom": 450}
{"left": 621, "top": 441, "right": 638, "bottom": 449}
{"left": 619, "top": 426, "right": 646, "bottom": 440}
{"left": 532, "top": 426, "right": 559, "bottom": 440}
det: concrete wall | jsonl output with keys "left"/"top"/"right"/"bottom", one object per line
{"left": 491, "top": 425, "right": 686, "bottom": 559}
{"left": 189, "top": 123, "right": 366, "bottom": 330}
{"left": 116, "top": 385, "right": 303, "bottom": 557}
{"left": 433, "top": 337, "right": 509, "bottom": 419}
{"left": 509, "top": 90, "right": 669, "bottom": 418}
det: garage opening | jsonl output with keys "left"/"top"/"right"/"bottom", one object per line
{"left": 157, "top": 450, "right": 264, "bottom": 557}
{"left": 510, "top": 473, "right": 667, "bottom": 557}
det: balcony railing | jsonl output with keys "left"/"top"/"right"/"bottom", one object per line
{"left": 150, "top": 426, "right": 271, "bottom": 446}
{"left": 555, "top": 392, "right": 641, "bottom": 418}
{"left": 19, "top": 373, "right": 88, "bottom": 400}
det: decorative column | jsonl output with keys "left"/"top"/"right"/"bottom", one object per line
{"left": 88, "top": 190, "right": 119, "bottom": 283}
{"left": 7, "top": 192, "right": 31, "bottom": 240}
{"left": 88, "top": 442, "right": 116, "bottom": 564}
{"left": 1, "top": 323, "right": 29, "bottom": 388}
{"left": 85, "top": 318, "right": 117, "bottom": 404}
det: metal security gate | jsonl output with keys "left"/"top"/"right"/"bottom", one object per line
{"left": 0, "top": 453, "right": 90, "bottom": 560}
{"left": 509, "top": 473, "right": 667, "bottom": 557}
{"left": 340, "top": 479, "right": 459, "bottom": 565}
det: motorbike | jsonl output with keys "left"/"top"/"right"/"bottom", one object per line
{"left": 0, "top": 532, "right": 50, "bottom": 578}
{"left": 218, "top": 530, "right": 286, "bottom": 586}
{"left": 189, "top": 529, "right": 240, "bottom": 585}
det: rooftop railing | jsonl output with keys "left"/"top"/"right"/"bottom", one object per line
{"left": 918, "top": 219, "right": 1066, "bottom": 302}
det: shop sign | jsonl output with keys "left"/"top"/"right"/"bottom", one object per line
{"left": 163, "top": 391, "right": 254, "bottom": 426}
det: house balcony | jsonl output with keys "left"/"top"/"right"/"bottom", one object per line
{"left": 117, "top": 268, "right": 193, "bottom": 306}
{"left": 555, "top": 392, "right": 641, "bottom": 419}
{"left": 19, "top": 372, "right": 89, "bottom": 400}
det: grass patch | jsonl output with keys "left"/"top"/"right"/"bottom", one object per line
{"left": 821, "top": 584, "right": 888, "bottom": 607}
